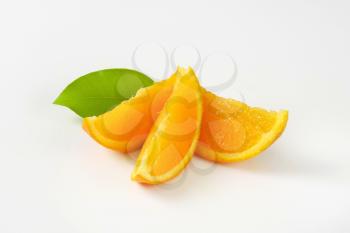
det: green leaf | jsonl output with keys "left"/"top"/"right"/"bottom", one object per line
{"left": 53, "top": 68, "right": 154, "bottom": 117}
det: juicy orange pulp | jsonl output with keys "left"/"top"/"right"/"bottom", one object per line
{"left": 83, "top": 71, "right": 178, "bottom": 153}
{"left": 132, "top": 68, "right": 202, "bottom": 184}
{"left": 196, "top": 89, "right": 288, "bottom": 162}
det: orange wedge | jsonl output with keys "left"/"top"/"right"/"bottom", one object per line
{"left": 82, "top": 70, "right": 178, "bottom": 153}
{"left": 196, "top": 90, "right": 288, "bottom": 162}
{"left": 131, "top": 68, "right": 202, "bottom": 184}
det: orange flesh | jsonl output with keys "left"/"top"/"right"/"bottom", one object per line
{"left": 100, "top": 81, "right": 174, "bottom": 140}
{"left": 132, "top": 69, "right": 202, "bottom": 183}
{"left": 197, "top": 90, "right": 277, "bottom": 155}
{"left": 83, "top": 74, "right": 177, "bottom": 152}
{"left": 150, "top": 77, "right": 200, "bottom": 176}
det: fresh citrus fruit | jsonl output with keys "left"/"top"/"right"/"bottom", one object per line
{"left": 82, "top": 70, "right": 179, "bottom": 153}
{"left": 83, "top": 67, "right": 288, "bottom": 165}
{"left": 131, "top": 68, "right": 202, "bottom": 184}
{"left": 196, "top": 89, "right": 288, "bottom": 162}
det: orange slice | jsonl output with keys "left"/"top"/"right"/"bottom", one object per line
{"left": 131, "top": 68, "right": 202, "bottom": 184}
{"left": 196, "top": 89, "right": 288, "bottom": 162}
{"left": 82, "top": 70, "right": 178, "bottom": 153}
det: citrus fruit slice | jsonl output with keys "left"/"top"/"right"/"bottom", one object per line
{"left": 82, "top": 70, "right": 179, "bottom": 153}
{"left": 131, "top": 68, "right": 202, "bottom": 184}
{"left": 196, "top": 89, "right": 288, "bottom": 162}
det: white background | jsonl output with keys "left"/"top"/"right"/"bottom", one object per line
{"left": 1, "top": 0, "right": 350, "bottom": 232}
